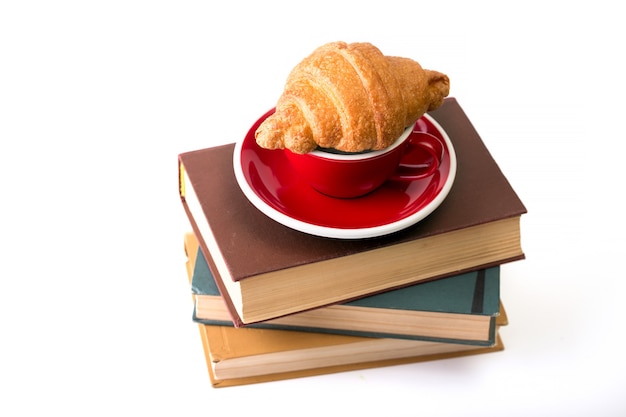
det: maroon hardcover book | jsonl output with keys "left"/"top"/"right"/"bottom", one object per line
{"left": 178, "top": 97, "right": 527, "bottom": 326}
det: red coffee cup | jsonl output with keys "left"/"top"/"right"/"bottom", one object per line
{"left": 285, "top": 126, "right": 444, "bottom": 198}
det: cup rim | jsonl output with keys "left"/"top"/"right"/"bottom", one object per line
{"left": 306, "top": 125, "right": 414, "bottom": 161}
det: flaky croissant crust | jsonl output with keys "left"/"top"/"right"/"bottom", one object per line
{"left": 255, "top": 42, "right": 450, "bottom": 154}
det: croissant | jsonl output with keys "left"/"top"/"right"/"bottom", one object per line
{"left": 255, "top": 41, "right": 450, "bottom": 154}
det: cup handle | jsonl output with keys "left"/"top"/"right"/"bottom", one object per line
{"left": 390, "top": 132, "right": 444, "bottom": 181}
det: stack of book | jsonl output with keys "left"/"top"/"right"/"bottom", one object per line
{"left": 178, "top": 97, "right": 526, "bottom": 388}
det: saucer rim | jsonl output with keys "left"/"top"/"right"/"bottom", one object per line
{"left": 233, "top": 113, "right": 457, "bottom": 239}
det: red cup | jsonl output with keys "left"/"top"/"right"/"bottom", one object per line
{"left": 285, "top": 127, "right": 444, "bottom": 198}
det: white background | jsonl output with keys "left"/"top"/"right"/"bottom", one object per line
{"left": 1, "top": 1, "right": 624, "bottom": 416}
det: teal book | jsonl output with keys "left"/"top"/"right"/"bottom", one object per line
{"left": 191, "top": 245, "right": 502, "bottom": 347}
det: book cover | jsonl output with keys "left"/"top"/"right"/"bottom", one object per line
{"left": 198, "top": 324, "right": 505, "bottom": 388}
{"left": 178, "top": 97, "right": 527, "bottom": 325}
{"left": 187, "top": 233, "right": 500, "bottom": 346}
{"left": 183, "top": 237, "right": 507, "bottom": 388}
